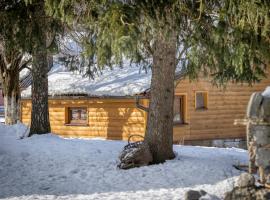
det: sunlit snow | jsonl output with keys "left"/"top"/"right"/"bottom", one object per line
{"left": 0, "top": 123, "right": 248, "bottom": 200}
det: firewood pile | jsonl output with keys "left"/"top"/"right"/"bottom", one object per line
{"left": 118, "top": 135, "right": 153, "bottom": 169}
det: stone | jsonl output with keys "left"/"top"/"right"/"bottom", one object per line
{"left": 238, "top": 173, "right": 255, "bottom": 188}
{"left": 263, "top": 192, "right": 270, "bottom": 200}
{"left": 256, "top": 148, "right": 270, "bottom": 168}
{"left": 246, "top": 92, "right": 263, "bottom": 119}
{"left": 184, "top": 190, "right": 202, "bottom": 200}
{"left": 199, "top": 190, "right": 207, "bottom": 196}
{"left": 224, "top": 187, "right": 256, "bottom": 200}
{"left": 253, "top": 125, "right": 270, "bottom": 146}
{"left": 261, "top": 98, "right": 270, "bottom": 122}
{"left": 255, "top": 188, "right": 270, "bottom": 200}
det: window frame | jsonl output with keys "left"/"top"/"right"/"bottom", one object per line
{"left": 195, "top": 91, "right": 208, "bottom": 110}
{"left": 173, "top": 94, "right": 187, "bottom": 126}
{"left": 65, "top": 107, "right": 89, "bottom": 126}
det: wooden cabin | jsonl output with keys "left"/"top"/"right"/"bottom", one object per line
{"left": 20, "top": 65, "right": 270, "bottom": 146}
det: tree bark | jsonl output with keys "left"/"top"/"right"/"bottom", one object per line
{"left": 29, "top": 0, "right": 51, "bottom": 135}
{"left": 3, "top": 75, "right": 20, "bottom": 125}
{"left": 0, "top": 51, "right": 22, "bottom": 125}
{"left": 145, "top": 33, "right": 177, "bottom": 164}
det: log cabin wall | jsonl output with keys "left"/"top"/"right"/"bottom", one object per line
{"left": 21, "top": 98, "right": 148, "bottom": 141}
{"left": 174, "top": 77, "right": 270, "bottom": 143}
{"left": 21, "top": 77, "right": 270, "bottom": 143}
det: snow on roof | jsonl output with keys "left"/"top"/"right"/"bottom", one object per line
{"left": 262, "top": 86, "right": 270, "bottom": 97}
{"left": 21, "top": 63, "right": 152, "bottom": 98}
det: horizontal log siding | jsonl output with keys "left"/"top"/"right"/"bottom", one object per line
{"left": 21, "top": 99, "right": 147, "bottom": 140}
{"left": 174, "top": 76, "right": 270, "bottom": 143}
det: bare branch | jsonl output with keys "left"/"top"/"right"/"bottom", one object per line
{"left": 19, "top": 57, "right": 32, "bottom": 72}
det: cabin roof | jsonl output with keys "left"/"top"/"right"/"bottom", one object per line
{"left": 19, "top": 72, "right": 32, "bottom": 90}
{"left": 21, "top": 63, "right": 184, "bottom": 98}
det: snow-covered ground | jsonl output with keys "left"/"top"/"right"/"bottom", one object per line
{"left": 0, "top": 123, "right": 248, "bottom": 200}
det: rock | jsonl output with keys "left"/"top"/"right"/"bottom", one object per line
{"left": 261, "top": 98, "right": 270, "bottom": 122}
{"left": 224, "top": 187, "right": 256, "bottom": 200}
{"left": 184, "top": 190, "right": 201, "bottom": 200}
{"left": 246, "top": 92, "right": 263, "bottom": 119}
{"left": 256, "top": 188, "right": 270, "bottom": 200}
{"left": 184, "top": 190, "right": 206, "bottom": 200}
{"left": 225, "top": 173, "right": 270, "bottom": 200}
{"left": 199, "top": 190, "right": 207, "bottom": 196}
{"left": 238, "top": 173, "right": 255, "bottom": 188}
{"left": 253, "top": 125, "right": 270, "bottom": 146}
{"left": 263, "top": 192, "right": 270, "bottom": 200}
{"left": 256, "top": 148, "right": 270, "bottom": 168}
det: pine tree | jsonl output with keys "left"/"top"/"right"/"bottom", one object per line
{"left": 0, "top": 0, "right": 62, "bottom": 133}
{"left": 48, "top": 0, "right": 203, "bottom": 163}
{"left": 47, "top": 0, "right": 270, "bottom": 163}
{"left": 0, "top": 0, "right": 31, "bottom": 124}
{"left": 186, "top": 0, "right": 270, "bottom": 85}
{"left": 27, "top": 0, "right": 51, "bottom": 135}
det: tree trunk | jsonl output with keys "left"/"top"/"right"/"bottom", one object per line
{"left": 145, "top": 34, "right": 177, "bottom": 164}
{"left": 29, "top": 1, "right": 51, "bottom": 136}
{"left": 2, "top": 70, "right": 20, "bottom": 125}
{"left": 0, "top": 52, "right": 22, "bottom": 125}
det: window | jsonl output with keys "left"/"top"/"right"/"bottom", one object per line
{"left": 173, "top": 95, "right": 186, "bottom": 125}
{"left": 67, "top": 107, "right": 88, "bottom": 125}
{"left": 195, "top": 92, "right": 208, "bottom": 110}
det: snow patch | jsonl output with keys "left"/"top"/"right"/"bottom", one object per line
{"left": 0, "top": 122, "right": 29, "bottom": 138}
{"left": 0, "top": 124, "right": 248, "bottom": 200}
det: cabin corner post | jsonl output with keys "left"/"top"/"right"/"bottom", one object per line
{"left": 246, "top": 92, "right": 270, "bottom": 186}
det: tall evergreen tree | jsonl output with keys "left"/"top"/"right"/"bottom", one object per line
{"left": 0, "top": 0, "right": 31, "bottom": 124}
{"left": 48, "top": 0, "right": 270, "bottom": 163}
{"left": 0, "top": 0, "right": 61, "bottom": 133}
{"left": 48, "top": 0, "right": 202, "bottom": 163}
{"left": 25, "top": 0, "right": 62, "bottom": 136}
{"left": 27, "top": 0, "right": 51, "bottom": 136}
{"left": 186, "top": 0, "right": 270, "bottom": 85}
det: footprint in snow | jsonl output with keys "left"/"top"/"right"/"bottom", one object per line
{"left": 20, "top": 152, "right": 30, "bottom": 157}
{"left": 39, "top": 185, "right": 50, "bottom": 191}
{"left": 80, "top": 172, "right": 87, "bottom": 179}
{"left": 59, "top": 175, "right": 67, "bottom": 180}
{"left": 96, "top": 149, "right": 102, "bottom": 154}
{"left": 70, "top": 169, "right": 79, "bottom": 174}
{"left": 48, "top": 163, "right": 54, "bottom": 167}
{"left": 48, "top": 174, "right": 55, "bottom": 178}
